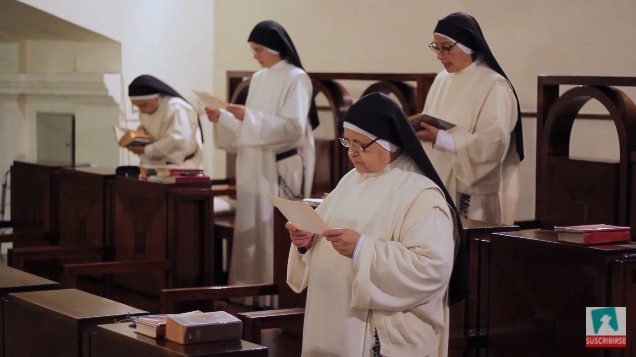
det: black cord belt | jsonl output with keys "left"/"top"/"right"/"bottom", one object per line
{"left": 276, "top": 148, "right": 298, "bottom": 161}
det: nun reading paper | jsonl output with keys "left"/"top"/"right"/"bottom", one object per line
{"left": 268, "top": 194, "right": 328, "bottom": 234}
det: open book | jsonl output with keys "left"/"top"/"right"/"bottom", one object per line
{"left": 113, "top": 126, "right": 154, "bottom": 147}
{"left": 409, "top": 113, "right": 456, "bottom": 131}
{"left": 193, "top": 89, "right": 229, "bottom": 109}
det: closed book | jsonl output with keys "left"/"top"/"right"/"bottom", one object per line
{"left": 165, "top": 311, "right": 242, "bottom": 344}
{"left": 134, "top": 315, "right": 167, "bottom": 339}
{"left": 555, "top": 224, "right": 631, "bottom": 245}
{"left": 409, "top": 113, "right": 456, "bottom": 131}
{"left": 161, "top": 175, "right": 210, "bottom": 184}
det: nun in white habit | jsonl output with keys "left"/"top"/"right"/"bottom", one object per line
{"left": 128, "top": 74, "right": 204, "bottom": 168}
{"left": 286, "top": 92, "right": 469, "bottom": 357}
{"left": 206, "top": 20, "right": 317, "bottom": 304}
{"left": 416, "top": 12, "right": 524, "bottom": 225}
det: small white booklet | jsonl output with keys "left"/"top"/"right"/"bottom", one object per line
{"left": 193, "top": 89, "right": 229, "bottom": 109}
{"left": 269, "top": 193, "right": 328, "bottom": 234}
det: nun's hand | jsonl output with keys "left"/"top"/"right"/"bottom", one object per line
{"left": 227, "top": 104, "right": 246, "bottom": 121}
{"left": 205, "top": 107, "right": 220, "bottom": 123}
{"left": 322, "top": 228, "right": 360, "bottom": 258}
{"left": 127, "top": 145, "right": 145, "bottom": 155}
{"left": 285, "top": 222, "right": 315, "bottom": 249}
{"left": 414, "top": 121, "right": 439, "bottom": 143}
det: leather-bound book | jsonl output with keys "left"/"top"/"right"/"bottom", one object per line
{"left": 165, "top": 311, "right": 243, "bottom": 344}
{"left": 555, "top": 224, "right": 631, "bottom": 245}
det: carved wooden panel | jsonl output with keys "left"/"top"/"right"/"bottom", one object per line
{"left": 109, "top": 178, "right": 168, "bottom": 293}
{"left": 544, "top": 158, "right": 619, "bottom": 228}
{"left": 610, "top": 255, "right": 636, "bottom": 357}
{"left": 167, "top": 188, "right": 214, "bottom": 287}
{"left": 58, "top": 167, "right": 115, "bottom": 249}
{"left": 10, "top": 160, "right": 68, "bottom": 235}
{"left": 108, "top": 178, "right": 214, "bottom": 294}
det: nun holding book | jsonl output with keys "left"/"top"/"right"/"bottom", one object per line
{"left": 416, "top": 12, "right": 524, "bottom": 225}
{"left": 127, "top": 75, "right": 204, "bottom": 169}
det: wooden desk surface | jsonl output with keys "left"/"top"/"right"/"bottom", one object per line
{"left": 0, "top": 265, "right": 59, "bottom": 357}
{"left": 0, "top": 264, "right": 59, "bottom": 294}
{"left": 91, "top": 323, "right": 267, "bottom": 357}
{"left": 7, "top": 288, "right": 146, "bottom": 321}
{"left": 61, "top": 166, "right": 117, "bottom": 177}
{"left": 461, "top": 218, "right": 518, "bottom": 233}
{"left": 5, "top": 289, "right": 147, "bottom": 357}
{"left": 493, "top": 229, "right": 636, "bottom": 252}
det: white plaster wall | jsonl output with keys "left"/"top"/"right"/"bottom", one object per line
{"left": 0, "top": 43, "right": 20, "bottom": 73}
{"left": 25, "top": 41, "right": 121, "bottom": 73}
{"left": 12, "top": 0, "right": 215, "bottom": 174}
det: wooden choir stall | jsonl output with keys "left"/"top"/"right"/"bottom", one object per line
{"left": 486, "top": 76, "right": 636, "bottom": 357}
{"left": 7, "top": 162, "right": 217, "bottom": 312}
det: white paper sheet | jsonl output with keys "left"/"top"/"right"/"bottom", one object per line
{"left": 269, "top": 194, "right": 328, "bottom": 234}
{"left": 193, "top": 89, "right": 228, "bottom": 109}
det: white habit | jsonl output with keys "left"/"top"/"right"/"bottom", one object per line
{"left": 287, "top": 154, "right": 455, "bottom": 357}
{"left": 423, "top": 61, "right": 520, "bottom": 224}
{"left": 214, "top": 60, "right": 315, "bottom": 293}
{"left": 138, "top": 96, "right": 204, "bottom": 168}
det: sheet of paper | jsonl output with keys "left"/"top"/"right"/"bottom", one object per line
{"left": 269, "top": 193, "right": 328, "bottom": 234}
{"left": 193, "top": 89, "right": 228, "bottom": 109}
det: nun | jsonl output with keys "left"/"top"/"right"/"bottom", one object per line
{"left": 416, "top": 12, "right": 523, "bottom": 225}
{"left": 205, "top": 20, "right": 316, "bottom": 305}
{"left": 127, "top": 74, "right": 204, "bottom": 168}
{"left": 286, "top": 92, "right": 469, "bottom": 357}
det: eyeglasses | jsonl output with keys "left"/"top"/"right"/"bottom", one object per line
{"left": 339, "top": 136, "right": 380, "bottom": 152}
{"left": 428, "top": 42, "right": 458, "bottom": 54}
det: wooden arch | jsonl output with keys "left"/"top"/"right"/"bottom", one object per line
{"left": 361, "top": 80, "right": 417, "bottom": 115}
{"left": 536, "top": 77, "right": 636, "bottom": 229}
{"left": 310, "top": 79, "right": 352, "bottom": 195}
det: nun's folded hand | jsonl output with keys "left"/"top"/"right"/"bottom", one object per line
{"left": 205, "top": 107, "right": 220, "bottom": 123}
{"left": 227, "top": 104, "right": 246, "bottom": 121}
{"left": 322, "top": 228, "right": 360, "bottom": 258}
{"left": 285, "top": 222, "right": 315, "bottom": 249}
{"left": 414, "top": 121, "right": 439, "bottom": 143}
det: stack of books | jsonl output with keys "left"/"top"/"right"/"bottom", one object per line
{"left": 554, "top": 224, "right": 631, "bottom": 245}
{"left": 134, "top": 315, "right": 168, "bottom": 339}
{"left": 146, "top": 167, "right": 210, "bottom": 184}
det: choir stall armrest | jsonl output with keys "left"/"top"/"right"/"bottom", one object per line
{"left": 211, "top": 178, "right": 236, "bottom": 197}
{"left": 9, "top": 246, "right": 104, "bottom": 270}
{"left": 62, "top": 259, "right": 172, "bottom": 288}
{"left": 238, "top": 307, "right": 305, "bottom": 344}
{"left": 159, "top": 283, "right": 279, "bottom": 314}
{"left": 0, "top": 230, "right": 54, "bottom": 244}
